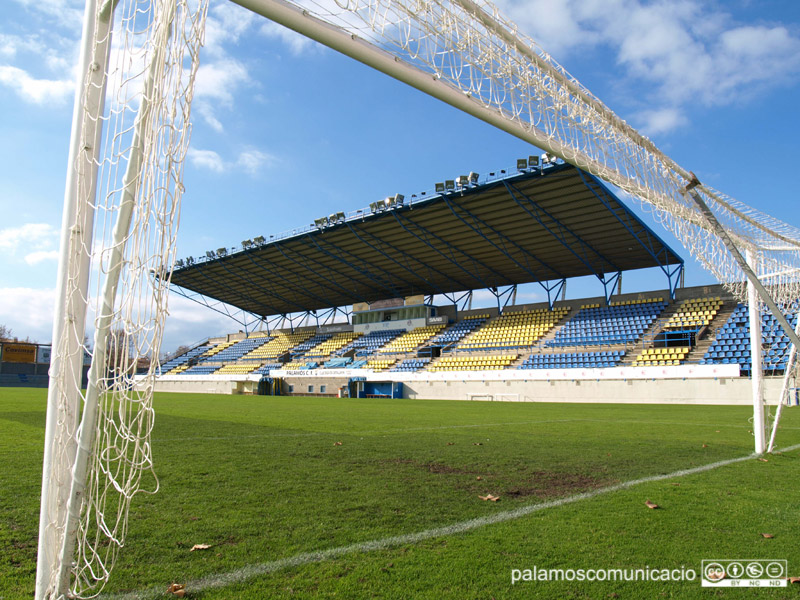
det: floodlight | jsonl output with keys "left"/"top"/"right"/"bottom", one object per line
{"left": 528, "top": 155, "right": 539, "bottom": 166}
{"left": 334, "top": 211, "right": 346, "bottom": 222}
{"left": 175, "top": 258, "right": 184, "bottom": 268}
{"left": 445, "top": 179, "right": 455, "bottom": 190}
{"left": 315, "top": 217, "right": 328, "bottom": 229}
{"left": 435, "top": 182, "right": 445, "bottom": 193}
{"left": 185, "top": 256, "right": 194, "bottom": 265}
{"left": 393, "top": 194, "right": 404, "bottom": 206}
{"left": 541, "top": 152, "right": 552, "bottom": 164}
{"left": 205, "top": 250, "right": 216, "bottom": 259}
{"left": 469, "top": 172, "right": 479, "bottom": 184}
{"left": 216, "top": 247, "right": 228, "bottom": 257}
{"left": 457, "top": 175, "right": 469, "bottom": 187}
{"left": 370, "top": 201, "right": 381, "bottom": 213}
{"left": 253, "top": 235, "right": 266, "bottom": 245}
{"left": 242, "top": 239, "right": 253, "bottom": 249}
{"left": 517, "top": 158, "right": 528, "bottom": 170}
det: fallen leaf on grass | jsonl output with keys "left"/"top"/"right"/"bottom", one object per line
{"left": 333, "top": 441, "right": 343, "bottom": 446}
{"left": 190, "top": 544, "right": 211, "bottom": 551}
{"left": 757, "top": 458, "right": 769, "bottom": 462}
{"left": 472, "top": 442, "right": 483, "bottom": 446}
{"left": 788, "top": 577, "right": 800, "bottom": 584}
{"left": 167, "top": 583, "right": 186, "bottom": 597}
{"left": 702, "top": 444, "right": 708, "bottom": 448}
{"left": 761, "top": 533, "right": 774, "bottom": 538}
{"left": 446, "top": 442, "right": 454, "bottom": 446}
{"left": 476, "top": 476, "right": 483, "bottom": 481}
{"left": 645, "top": 500, "right": 659, "bottom": 509}
{"left": 479, "top": 494, "right": 500, "bottom": 502}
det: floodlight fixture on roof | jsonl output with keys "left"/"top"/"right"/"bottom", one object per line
{"left": 541, "top": 152, "right": 554, "bottom": 164}
{"left": 253, "top": 235, "right": 266, "bottom": 245}
{"left": 217, "top": 247, "right": 228, "bottom": 257}
{"left": 242, "top": 239, "right": 253, "bottom": 249}
{"left": 205, "top": 250, "right": 216, "bottom": 259}
{"left": 370, "top": 201, "right": 381, "bottom": 213}
{"left": 175, "top": 258, "right": 184, "bottom": 268}
{"left": 528, "top": 155, "right": 540, "bottom": 167}
{"left": 185, "top": 256, "right": 194, "bottom": 265}
{"left": 469, "top": 172, "right": 479, "bottom": 184}
{"left": 314, "top": 217, "right": 328, "bottom": 229}
{"left": 517, "top": 158, "right": 528, "bottom": 170}
{"left": 334, "top": 211, "right": 346, "bottom": 222}
{"left": 435, "top": 182, "right": 445, "bottom": 193}
{"left": 445, "top": 179, "right": 455, "bottom": 191}
{"left": 393, "top": 194, "right": 404, "bottom": 206}
{"left": 457, "top": 174, "right": 469, "bottom": 187}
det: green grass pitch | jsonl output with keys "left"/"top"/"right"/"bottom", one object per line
{"left": 2, "top": 387, "right": 799, "bottom": 599}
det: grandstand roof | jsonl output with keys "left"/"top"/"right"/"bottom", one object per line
{"left": 170, "top": 162, "right": 682, "bottom": 316}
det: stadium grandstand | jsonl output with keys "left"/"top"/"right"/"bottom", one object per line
{"left": 152, "top": 159, "right": 798, "bottom": 405}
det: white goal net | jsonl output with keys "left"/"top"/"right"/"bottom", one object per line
{"left": 38, "top": 0, "right": 798, "bottom": 597}
{"left": 36, "top": 0, "right": 207, "bottom": 597}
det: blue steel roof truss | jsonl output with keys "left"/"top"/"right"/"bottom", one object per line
{"left": 240, "top": 246, "right": 341, "bottom": 311}
{"left": 298, "top": 231, "right": 405, "bottom": 298}
{"left": 503, "top": 179, "right": 620, "bottom": 277}
{"left": 343, "top": 221, "right": 452, "bottom": 297}
{"left": 168, "top": 163, "right": 684, "bottom": 318}
{"left": 575, "top": 169, "right": 685, "bottom": 297}
{"left": 271, "top": 238, "right": 373, "bottom": 306}
{"left": 440, "top": 193, "right": 564, "bottom": 281}
{"left": 388, "top": 210, "right": 493, "bottom": 291}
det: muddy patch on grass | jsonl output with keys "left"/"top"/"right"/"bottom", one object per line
{"left": 504, "top": 470, "right": 616, "bottom": 499}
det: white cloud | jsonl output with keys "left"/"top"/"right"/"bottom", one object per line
{"left": 203, "top": 1, "right": 259, "bottom": 58}
{"left": 495, "top": 0, "right": 800, "bottom": 134}
{"left": 25, "top": 250, "right": 60, "bottom": 265}
{"left": 161, "top": 293, "right": 243, "bottom": 351}
{"left": 187, "top": 147, "right": 276, "bottom": 176}
{"left": 0, "top": 287, "right": 56, "bottom": 343}
{"left": 10, "top": 0, "right": 84, "bottom": 31}
{"left": 187, "top": 148, "right": 227, "bottom": 173}
{"left": 0, "top": 65, "right": 74, "bottom": 104}
{"left": 193, "top": 58, "right": 251, "bottom": 130}
{"left": 635, "top": 107, "right": 689, "bottom": 136}
{"left": 0, "top": 223, "right": 59, "bottom": 254}
{"left": 259, "top": 21, "right": 321, "bottom": 55}
{"left": 195, "top": 102, "right": 225, "bottom": 133}
{"left": 194, "top": 59, "right": 251, "bottom": 106}
{"left": 237, "top": 149, "right": 277, "bottom": 174}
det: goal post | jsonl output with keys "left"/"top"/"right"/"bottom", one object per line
{"left": 36, "top": 0, "right": 115, "bottom": 595}
{"left": 35, "top": 0, "right": 208, "bottom": 596}
{"left": 37, "top": 0, "right": 799, "bottom": 595}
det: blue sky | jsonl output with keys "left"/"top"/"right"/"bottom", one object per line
{"left": 1, "top": 0, "right": 799, "bottom": 351}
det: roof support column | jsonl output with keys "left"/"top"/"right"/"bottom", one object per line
{"left": 598, "top": 272, "right": 622, "bottom": 305}
{"left": 490, "top": 284, "right": 517, "bottom": 314}
{"left": 538, "top": 279, "right": 566, "bottom": 310}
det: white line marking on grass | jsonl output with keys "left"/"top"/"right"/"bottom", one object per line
{"left": 103, "top": 442, "right": 800, "bottom": 600}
